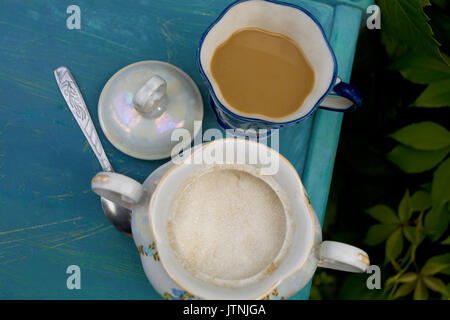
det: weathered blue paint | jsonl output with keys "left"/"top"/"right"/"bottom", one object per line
{"left": 0, "top": 0, "right": 369, "bottom": 299}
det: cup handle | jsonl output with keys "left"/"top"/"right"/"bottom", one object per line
{"left": 318, "top": 77, "right": 362, "bottom": 112}
{"left": 317, "top": 241, "right": 370, "bottom": 273}
{"left": 91, "top": 172, "right": 144, "bottom": 208}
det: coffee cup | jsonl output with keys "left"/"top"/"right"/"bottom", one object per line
{"left": 198, "top": 0, "right": 362, "bottom": 131}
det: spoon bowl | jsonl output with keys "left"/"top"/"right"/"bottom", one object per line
{"left": 101, "top": 197, "right": 132, "bottom": 238}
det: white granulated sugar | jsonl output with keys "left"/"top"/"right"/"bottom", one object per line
{"left": 169, "top": 168, "right": 286, "bottom": 281}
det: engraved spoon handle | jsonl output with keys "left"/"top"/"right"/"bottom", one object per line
{"left": 54, "top": 66, "right": 113, "bottom": 172}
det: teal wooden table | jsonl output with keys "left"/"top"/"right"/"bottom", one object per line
{"left": 0, "top": 0, "right": 370, "bottom": 299}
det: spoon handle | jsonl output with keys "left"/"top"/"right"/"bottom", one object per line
{"left": 54, "top": 66, "right": 113, "bottom": 172}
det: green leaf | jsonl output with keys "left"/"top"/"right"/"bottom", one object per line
{"left": 365, "top": 224, "right": 399, "bottom": 246}
{"left": 431, "top": 0, "right": 448, "bottom": 9}
{"left": 431, "top": 158, "right": 450, "bottom": 207}
{"left": 423, "top": 276, "right": 448, "bottom": 295}
{"left": 445, "top": 284, "right": 450, "bottom": 300}
{"left": 414, "top": 279, "right": 429, "bottom": 300}
{"left": 403, "top": 225, "right": 425, "bottom": 246}
{"left": 403, "top": 226, "right": 415, "bottom": 243}
{"left": 390, "top": 122, "right": 450, "bottom": 150}
{"left": 393, "top": 282, "right": 417, "bottom": 299}
{"left": 424, "top": 204, "right": 449, "bottom": 241}
{"left": 387, "top": 145, "right": 449, "bottom": 173}
{"left": 309, "top": 283, "right": 322, "bottom": 300}
{"left": 413, "top": 79, "right": 450, "bottom": 107}
{"left": 366, "top": 205, "right": 399, "bottom": 224}
{"left": 411, "top": 190, "right": 432, "bottom": 211}
{"left": 398, "top": 272, "right": 419, "bottom": 283}
{"left": 385, "top": 276, "right": 397, "bottom": 288}
{"left": 390, "top": 54, "right": 450, "bottom": 84}
{"left": 398, "top": 190, "right": 413, "bottom": 221}
{"left": 421, "top": 183, "right": 433, "bottom": 192}
{"left": 377, "top": 0, "right": 441, "bottom": 60}
{"left": 441, "top": 236, "right": 450, "bottom": 245}
{"left": 386, "top": 228, "right": 404, "bottom": 261}
{"left": 338, "top": 274, "right": 386, "bottom": 300}
{"left": 422, "top": 253, "right": 450, "bottom": 276}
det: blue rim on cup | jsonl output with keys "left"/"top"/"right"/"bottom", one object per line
{"left": 197, "top": 0, "right": 362, "bottom": 132}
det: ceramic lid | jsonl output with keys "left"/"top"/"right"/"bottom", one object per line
{"left": 98, "top": 61, "right": 203, "bottom": 160}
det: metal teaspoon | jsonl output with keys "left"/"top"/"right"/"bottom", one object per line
{"left": 54, "top": 66, "right": 132, "bottom": 238}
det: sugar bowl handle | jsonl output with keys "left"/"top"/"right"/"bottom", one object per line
{"left": 317, "top": 241, "right": 370, "bottom": 273}
{"left": 91, "top": 172, "right": 144, "bottom": 208}
{"left": 133, "top": 75, "right": 168, "bottom": 113}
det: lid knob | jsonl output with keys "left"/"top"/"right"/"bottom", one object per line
{"left": 133, "top": 75, "right": 167, "bottom": 114}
